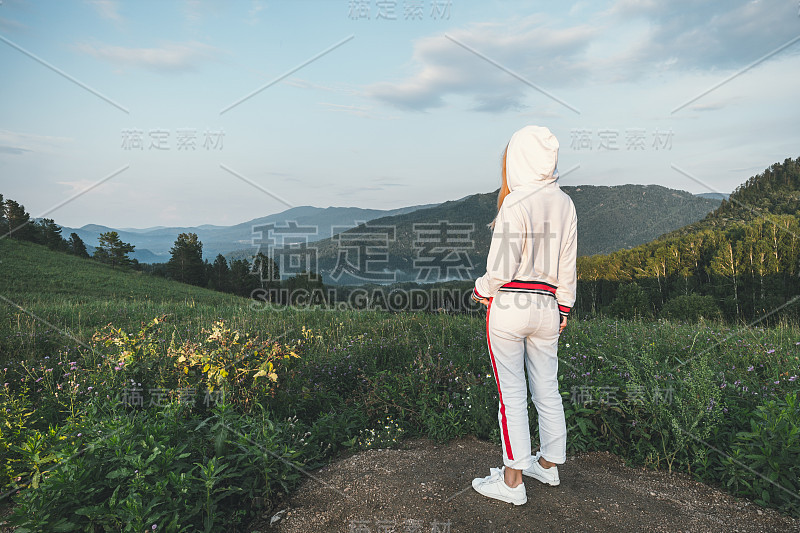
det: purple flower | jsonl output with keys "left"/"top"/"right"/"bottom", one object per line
{"left": 766, "top": 349, "right": 775, "bottom": 354}
{"left": 747, "top": 366, "right": 754, "bottom": 372}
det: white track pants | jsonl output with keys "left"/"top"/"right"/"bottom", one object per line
{"left": 485, "top": 291, "right": 567, "bottom": 470}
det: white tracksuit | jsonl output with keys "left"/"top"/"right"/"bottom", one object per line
{"left": 473, "top": 125, "right": 578, "bottom": 470}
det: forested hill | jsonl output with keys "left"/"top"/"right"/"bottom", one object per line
{"left": 657, "top": 157, "right": 800, "bottom": 240}
{"left": 246, "top": 183, "right": 721, "bottom": 285}
{"left": 577, "top": 157, "right": 800, "bottom": 323}
{"left": 565, "top": 184, "right": 720, "bottom": 254}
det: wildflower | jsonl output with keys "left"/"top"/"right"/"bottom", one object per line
{"left": 766, "top": 349, "right": 775, "bottom": 354}
{"left": 747, "top": 366, "right": 754, "bottom": 372}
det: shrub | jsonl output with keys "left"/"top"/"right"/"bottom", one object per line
{"left": 605, "top": 283, "right": 652, "bottom": 319}
{"left": 723, "top": 392, "right": 800, "bottom": 516}
{"left": 90, "top": 317, "right": 300, "bottom": 413}
{"left": 660, "top": 294, "right": 723, "bottom": 322}
{"left": 9, "top": 400, "right": 308, "bottom": 531}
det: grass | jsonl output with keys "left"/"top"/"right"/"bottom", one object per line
{"left": 1, "top": 238, "right": 798, "bottom": 531}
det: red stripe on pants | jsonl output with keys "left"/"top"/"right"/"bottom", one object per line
{"left": 486, "top": 297, "right": 514, "bottom": 460}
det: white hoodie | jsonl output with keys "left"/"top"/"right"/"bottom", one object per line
{"left": 473, "top": 125, "right": 578, "bottom": 317}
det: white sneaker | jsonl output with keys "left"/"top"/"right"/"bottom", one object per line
{"left": 472, "top": 467, "right": 527, "bottom": 506}
{"left": 522, "top": 451, "right": 560, "bottom": 486}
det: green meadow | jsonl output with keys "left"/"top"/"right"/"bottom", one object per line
{"left": 1, "top": 238, "right": 798, "bottom": 531}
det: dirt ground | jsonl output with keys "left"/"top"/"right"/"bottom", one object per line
{"left": 250, "top": 436, "right": 799, "bottom": 533}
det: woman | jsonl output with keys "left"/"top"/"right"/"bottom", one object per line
{"left": 470, "top": 125, "right": 578, "bottom": 505}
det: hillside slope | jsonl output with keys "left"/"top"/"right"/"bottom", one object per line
{"left": 658, "top": 156, "right": 800, "bottom": 241}
{"left": 0, "top": 238, "right": 241, "bottom": 305}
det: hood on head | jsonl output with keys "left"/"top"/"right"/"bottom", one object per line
{"left": 505, "top": 125, "right": 559, "bottom": 191}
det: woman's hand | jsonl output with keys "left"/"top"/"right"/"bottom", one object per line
{"left": 472, "top": 295, "right": 490, "bottom": 307}
{"left": 559, "top": 315, "right": 567, "bottom": 335}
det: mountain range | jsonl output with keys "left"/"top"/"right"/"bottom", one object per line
{"left": 60, "top": 204, "right": 439, "bottom": 263}
{"left": 58, "top": 184, "right": 722, "bottom": 278}
{"left": 236, "top": 184, "right": 723, "bottom": 285}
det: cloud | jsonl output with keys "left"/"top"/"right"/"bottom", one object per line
{"left": 0, "top": 145, "right": 31, "bottom": 155}
{"left": 76, "top": 40, "right": 219, "bottom": 73}
{"left": 365, "top": 15, "right": 597, "bottom": 112}
{"left": 85, "top": 0, "right": 122, "bottom": 22}
{"left": 0, "top": 130, "right": 72, "bottom": 155}
{"left": 607, "top": 0, "right": 800, "bottom": 73}
{"left": 366, "top": 1, "right": 800, "bottom": 113}
{"left": 471, "top": 93, "right": 528, "bottom": 113}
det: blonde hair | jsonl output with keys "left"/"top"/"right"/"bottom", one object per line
{"left": 489, "top": 144, "right": 511, "bottom": 231}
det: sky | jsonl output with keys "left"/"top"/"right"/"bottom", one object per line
{"left": 0, "top": 0, "right": 798, "bottom": 229}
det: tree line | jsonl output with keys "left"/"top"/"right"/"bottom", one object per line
{"left": 576, "top": 157, "right": 800, "bottom": 324}
{"left": 0, "top": 193, "right": 136, "bottom": 267}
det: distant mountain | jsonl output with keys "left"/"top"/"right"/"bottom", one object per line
{"left": 247, "top": 184, "right": 721, "bottom": 285}
{"left": 59, "top": 204, "right": 439, "bottom": 263}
